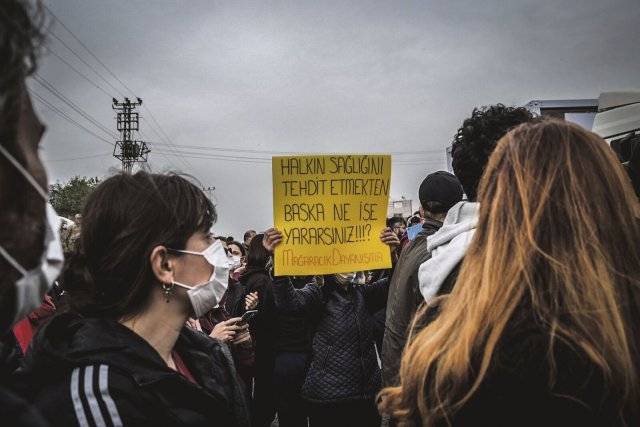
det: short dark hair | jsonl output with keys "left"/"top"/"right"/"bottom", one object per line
{"left": 422, "top": 201, "right": 448, "bottom": 215}
{"left": 243, "top": 229, "right": 256, "bottom": 242}
{"left": 387, "top": 216, "right": 407, "bottom": 228}
{"left": 63, "top": 172, "right": 216, "bottom": 320}
{"left": 245, "top": 234, "right": 269, "bottom": 269}
{"left": 228, "top": 241, "right": 246, "bottom": 257}
{"left": 452, "top": 104, "right": 534, "bottom": 201}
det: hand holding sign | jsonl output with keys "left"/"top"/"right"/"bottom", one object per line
{"left": 380, "top": 227, "right": 400, "bottom": 252}
{"left": 263, "top": 228, "right": 283, "bottom": 253}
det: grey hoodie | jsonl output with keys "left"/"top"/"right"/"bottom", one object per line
{"left": 418, "top": 201, "right": 479, "bottom": 302}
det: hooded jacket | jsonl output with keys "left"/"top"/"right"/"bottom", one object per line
{"left": 418, "top": 202, "right": 479, "bottom": 303}
{"left": 14, "top": 312, "right": 250, "bottom": 427}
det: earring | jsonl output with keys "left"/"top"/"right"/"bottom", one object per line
{"left": 162, "top": 283, "right": 174, "bottom": 303}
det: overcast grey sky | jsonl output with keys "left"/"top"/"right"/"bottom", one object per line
{"left": 35, "top": 0, "right": 640, "bottom": 238}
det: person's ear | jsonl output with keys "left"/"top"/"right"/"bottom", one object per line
{"left": 419, "top": 206, "right": 425, "bottom": 218}
{"left": 150, "top": 246, "right": 174, "bottom": 284}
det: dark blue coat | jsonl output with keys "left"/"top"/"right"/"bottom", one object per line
{"left": 302, "top": 277, "right": 389, "bottom": 403}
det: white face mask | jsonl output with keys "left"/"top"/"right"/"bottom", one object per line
{"left": 171, "top": 240, "right": 229, "bottom": 318}
{"left": 229, "top": 255, "right": 242, "bottom": 270}
{"left": 333, "top": 271, "right": 366, "bottom": 286}
{"left": 0, "top": 145, "right": 65, "bottom": 326}
{"left": 334, "top": 272, "right": 356, "bottom": 285}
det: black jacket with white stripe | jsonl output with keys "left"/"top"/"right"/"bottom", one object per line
{"left": 13, "top": 312, "right": 251, "bottom": 427}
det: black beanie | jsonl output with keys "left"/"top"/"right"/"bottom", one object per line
{"left": 418, "top": 171, "right": 464, "bottom": 212}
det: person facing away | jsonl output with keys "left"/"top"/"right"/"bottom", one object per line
{"left": 379, "top": 119, "right": 640, "bottom": 426}
{"left": 0, "top": 1, "right": 63, "bottom": 425}
{"left": 15, "top": 172, "right": 251, "bottom": 427}
{"left": 381, "top": 171, "right": 463, "bottom": 387}
{"left": 417, "top": 104, "right": 534, "bottom": 305}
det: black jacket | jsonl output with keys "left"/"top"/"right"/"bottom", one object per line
{"left": 0, "top": 336, "right": 47, "bottom": 427}
{"left": 239, "top": 267, "right": 277, "bottom": 357}
{"left": 14, "top": 313, "right": 250, "bottom": 427}
{"left": 439, "top": 310, "right": 638, "bottom": 427}
{"left": 240, "top": 268, "right": 318, "bottom": 355}
{"left": 302, "top": 277, "right": 389, "bottom": 404}
{"left": 381, "top": 219, "right": 442, "bottom": 387}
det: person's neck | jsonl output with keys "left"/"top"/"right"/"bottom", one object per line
{"left": 424, "top": 213, "right": 446, "bottom": 223}
{"left": 120, "top": 291, "right": 188, "bottom": 366}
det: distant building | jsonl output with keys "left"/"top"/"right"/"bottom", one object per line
{"left": 387, "top": 198, "right": 412, "bottom": 218}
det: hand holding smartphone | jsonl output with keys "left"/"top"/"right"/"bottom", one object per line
{"left": 241, "top": 310, "right": 258, "bottom": 323}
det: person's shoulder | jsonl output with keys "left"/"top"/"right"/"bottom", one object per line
{"left": 31, "top": 363, "right": 149, "bottom": 427}
{"left": 0, "top": 385, "right": 48, "bottom": 427}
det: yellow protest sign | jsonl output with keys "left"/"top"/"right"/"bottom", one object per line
{"left": 272, "top": 154, "right": 392, "bottom": 276}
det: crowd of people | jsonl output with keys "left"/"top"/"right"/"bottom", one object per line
{"left": 1, "top": 1, "right": 640, "bottom": 427}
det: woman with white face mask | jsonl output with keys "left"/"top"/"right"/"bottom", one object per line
{"left": 15, "top": 172, "right": 251, "bottom": 427}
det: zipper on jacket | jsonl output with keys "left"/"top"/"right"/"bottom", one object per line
{"left": 350, "top": 288, "right": 366, "bottom": 398}
{"left": 321, "top": 345, "right": 333, "bottom": 374}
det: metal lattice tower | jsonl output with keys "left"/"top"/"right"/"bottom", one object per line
{"left": 112, "top": 97, "right": 150, "bottom": 173}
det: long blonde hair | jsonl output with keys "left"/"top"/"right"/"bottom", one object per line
{"left": 379, "top": 119, "right": 640, "bottom": 425}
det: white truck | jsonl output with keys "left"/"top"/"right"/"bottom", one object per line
{"left": 526, "top": 91, "right": 640, "bottom": 196}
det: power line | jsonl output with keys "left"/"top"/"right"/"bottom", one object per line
{"left": 44, "top": 4, "right": 229, "bottom": 182}
{"left": 149, "top": 142, "right": 444, "bottom": 156}
{"left": 32, "top": 74, "right": 118, "bottom": 139}
{"left": 153, "top": 149, "right": 445, "bottom": 165}
{"left": 46, "top": 30, "right": 126, "bottom": 98}
{"left": 153, "top": 148, "right": 272, "bottom": 161}
{"left": 44, "top": 4, "right": 138, "bottom": 97}
{"left": 44, "top": 47, "right": 115, "bottom": 98}
{"left": 141, "top": 114, "right": 207, "bottom": 183}
{"left": 30, "top": 90, "right": 113, "bottom": 146}
{"left": 153, "top": 150, "right": 272, "bottom": 164}
{"left": 47, "top": 153, "right": 111, "bottom": 162}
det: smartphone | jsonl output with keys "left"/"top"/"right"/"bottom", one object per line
{"left": 241, "top": 310, "right": 258, "bottom": 323}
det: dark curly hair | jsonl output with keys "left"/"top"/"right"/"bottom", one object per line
{"left": 451, "top": 104, "right": 534, "bottom": 201}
